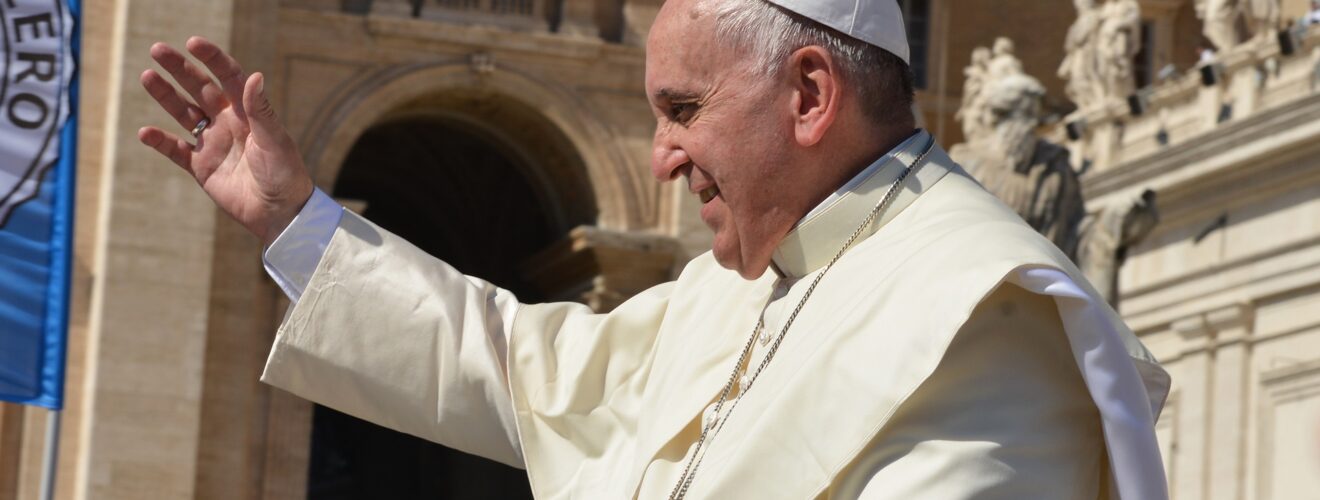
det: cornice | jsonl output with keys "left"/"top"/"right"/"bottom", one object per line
{"left": 1120, "top": 234, "right": 1320, "bottom": 333}
{"left": 1172, "top": 302, "right": 1253, "bottom": 339}
{"left": 280, "top": 6, "right": 646, "bottom": 64}
{"left": 1083, "top": 91, "right": 1320, "bottom": 200}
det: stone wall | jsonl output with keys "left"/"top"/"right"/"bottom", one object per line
{"left": 1082, "top": 24, "right": 1320, "bottom": 500}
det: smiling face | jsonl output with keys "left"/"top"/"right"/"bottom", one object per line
{"left": 646, "top": 0, "right": 816, "bottom": 278}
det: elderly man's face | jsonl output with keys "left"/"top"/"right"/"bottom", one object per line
{"left": 646, "top": 0, "right": 801, "bottom": 278}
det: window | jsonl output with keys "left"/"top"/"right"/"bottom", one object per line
{"left": 899, "top": 0, "right": 930, "bottom": 89}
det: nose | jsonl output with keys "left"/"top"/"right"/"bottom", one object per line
{"left": 651, "top": 126, "right": 690, "bottom": 182}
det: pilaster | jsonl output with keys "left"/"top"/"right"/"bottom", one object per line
{"left": 71, "top": 0, "right": 236, "bottom": 498}
{"left": 1171, "top": 303, "right": 1255, "bottom": 500}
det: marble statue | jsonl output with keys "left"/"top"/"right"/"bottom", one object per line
{"left": 1097, "top": 0, "right": 1142, "bottom": 103}
{"left": 1058, "top": 0, "right": 1143, "bottom": 111}
{"left": 1197, "top": 0, "right": 1281, "bottom": 51}
{"left": 959, "top": 38, "right": 1026, "bottom": 142}
{"left": 951, "top": 68, "right": 1087, "bottom": 260}
{"left": 1245, "top": 0, "right": 1282, "bottom": 43}
{"left": 957, "top": 47, "right": 993, "bottom": 141}
{"left": 1059, "top": 0, "right": 1105, "bottom": 112}
{"left": 952, "top": 40, "right": 1158, "bottom": 305}
{"left": 1078, "top": 190, "right": 1160, "bottom": 305}
{"left": 988, "top": 37, "right": 1024, "bottom": 80}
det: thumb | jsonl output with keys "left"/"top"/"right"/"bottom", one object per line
{"left": 243, "top": 72, "right": 287, "bottom": 149}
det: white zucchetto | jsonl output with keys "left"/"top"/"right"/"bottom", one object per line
{"left": 765, "top": 0, "right": 911, "bottom": 65}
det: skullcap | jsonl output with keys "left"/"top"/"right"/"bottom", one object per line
{"left": 764, "top": 0, "right": 910, "bottom": 64}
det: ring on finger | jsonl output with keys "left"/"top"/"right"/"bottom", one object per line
{"left": 191, "top": 116, "right": 210, "bottom": 138}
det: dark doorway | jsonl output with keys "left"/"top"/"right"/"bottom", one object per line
{"left": 308, "top": 117, "right": 558, "bottom": 499}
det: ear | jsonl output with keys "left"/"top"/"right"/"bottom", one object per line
{"left": 787, "top": 45, "right": 840, "bottom": 147}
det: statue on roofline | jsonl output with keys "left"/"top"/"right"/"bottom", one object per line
{"left": 1059, "top": 0, "right": 1143, "bottom": 112}
{"left": 1197, "top": 0, "right": 1281, "bottom": 52}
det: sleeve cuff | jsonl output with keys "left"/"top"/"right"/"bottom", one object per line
{"left": 262, "top": 188, "right": 344, "bottom": 302}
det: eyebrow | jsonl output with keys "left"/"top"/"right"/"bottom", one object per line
{"left": 653, "top": 88, "right": 701, "bottom": 102}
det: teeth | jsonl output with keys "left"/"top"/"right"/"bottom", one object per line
{"left": 699, "top": 187, "right": 719, "bottom": 203}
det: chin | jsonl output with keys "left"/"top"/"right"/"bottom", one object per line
{"left": 711, "top": 237, "right": 771, "bottom": 280}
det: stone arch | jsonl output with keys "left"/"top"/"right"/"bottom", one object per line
{"left": 299, "top": 60, "right": 651, "bottom": 230}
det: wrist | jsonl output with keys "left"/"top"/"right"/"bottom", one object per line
{"left": 261, "top": 183, "right": 315, "bottom": 247}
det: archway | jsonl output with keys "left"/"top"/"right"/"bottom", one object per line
{"left": 299, "top": 62, "right": 653, "bottom": 231}
{"left": 306, "top": 112, "right": 583, "bottom": 499}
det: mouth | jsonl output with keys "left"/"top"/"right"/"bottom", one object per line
{"left": 698, "top": 186, "right": 720, "bottom": 204}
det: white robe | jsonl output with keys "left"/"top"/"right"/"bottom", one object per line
{"left": 260, "top": 131, "right": 1170, "bottom": 498}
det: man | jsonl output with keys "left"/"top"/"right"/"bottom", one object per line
{"left": 138, "top": 0, "right": 1170, "bottom": 497}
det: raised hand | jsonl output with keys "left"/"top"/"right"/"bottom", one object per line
{"left": 138, "top": 36, "right": 314, "bottom": 246}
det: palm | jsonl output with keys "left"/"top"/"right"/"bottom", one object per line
{"left": 139, "top": 37, "right": 312, "bottom": 245}
{"left": 192, "top": 109, "right": 284, "bottom": 227}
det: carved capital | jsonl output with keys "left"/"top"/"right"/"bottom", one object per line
{"left": 1173, "top": 302, "right": 1254, "bottom": 344}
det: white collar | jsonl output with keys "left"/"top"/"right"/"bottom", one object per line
{"left": 796, "top": 132, "right": 923, "bottom": 226}
{"left": 769, "top": 130, "right": 947, "bottom": 279}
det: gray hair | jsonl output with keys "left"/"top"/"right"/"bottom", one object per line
{"left": 698, "top": 0, "right": 915, "bottom": 125}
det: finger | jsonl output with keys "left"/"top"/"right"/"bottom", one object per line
{"left": 150, "top": 42, "right": 227, "bottom": 115}
{"left": 186, "top": 36, "right": 247, "bottom": 120}
{"left": 140, "top": 69, "right": 208, "bottom": 131}
{"left": 138, "top": 126, "right": 195, "bottom": 175}
{"left": 243, "top": 72, "right": 288, "bottom": 150}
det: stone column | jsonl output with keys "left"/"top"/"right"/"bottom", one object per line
{"left": 1172, "top": 303, "right": 1255, "bottom": 500}
{"left": 1171, "top": 315, "right": 1213, "bottom": 500}
{"left": 60, "top": 0, "right": 236, "bottom": 498}
{"left": 1205, "top": 305, "right": 1253, "bottom": 500}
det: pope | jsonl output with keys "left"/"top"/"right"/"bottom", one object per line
{"left": 137, "top": 0, "right": 1171, "bottom": 498}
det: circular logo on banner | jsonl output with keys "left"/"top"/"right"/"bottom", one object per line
{"left": 0, "top": 0, "right": 71, "bottom": 228}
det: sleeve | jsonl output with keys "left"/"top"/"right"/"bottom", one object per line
{"left": 262, "top": 188, "right": 344, "bottom": 302}
{"left": 1009, "top": 267, "right": 1170, "bottom": 500}
{"left": 260, "top": 210, "right": 530, "bottom": 468}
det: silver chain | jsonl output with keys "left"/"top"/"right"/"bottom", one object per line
{"left": 668, "top": 137, "right": 935, "bottom": 500}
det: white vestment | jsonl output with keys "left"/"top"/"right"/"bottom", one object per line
{"left": 260, "top": 131, "right": 1170, "bottom": 499}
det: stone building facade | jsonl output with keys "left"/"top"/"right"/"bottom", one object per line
{"left": 2, "top": 0, "right": 1319, "bottom": 498}
{"left": 1077, "top": 20, "right": 1320, "bottom": 500}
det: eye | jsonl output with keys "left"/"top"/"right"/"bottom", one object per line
{"left": 669, "top": 102, "right": 697, "bottom": 124}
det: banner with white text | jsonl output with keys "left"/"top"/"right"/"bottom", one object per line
{"left": 0, "top": 0, "right": 78, "bottom": 410}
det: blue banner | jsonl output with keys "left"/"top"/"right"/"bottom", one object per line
{"left": 0, "top": 0, "right": 78, "bottom": 410}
